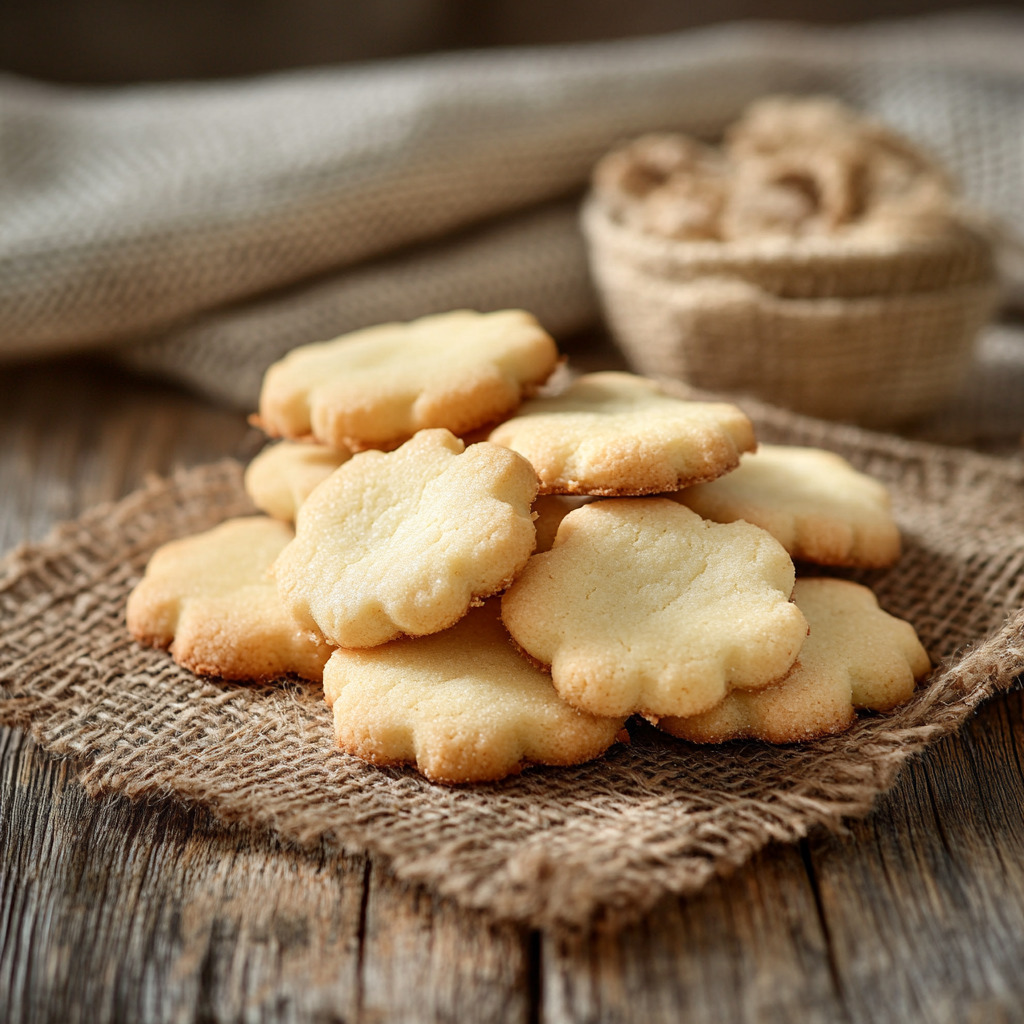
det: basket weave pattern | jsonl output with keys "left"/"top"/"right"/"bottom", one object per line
{"left": 584, "top": 197, "right": 998, "bottom": 427}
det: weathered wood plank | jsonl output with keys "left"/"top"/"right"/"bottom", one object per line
{"left": 805, "top": 690, "right": 1024, "bottom": 1024}
{"left": 0, "top": 725, "right": 542, "bottom": 1024}
{"left": 0, "top": 726, "right": 368, "bottom": 1024}
{"left": 541, "top": 844, "right": 847, "bottom": 1024}
{"left": 358, "top": 863, "right": 532, "bottom": 1024}
{"left": 0, "top": 358, "right": 255, "bottom": 552}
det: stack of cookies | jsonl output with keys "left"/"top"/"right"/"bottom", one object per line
{"left": 127, "top": 309, "right": 930, "bottom": 784}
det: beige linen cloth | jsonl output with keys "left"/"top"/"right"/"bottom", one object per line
{"left": 3, "top": 12, "right": 1024, "bottom": 422}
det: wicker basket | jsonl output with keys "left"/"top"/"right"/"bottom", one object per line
{"left": 582, "top": 195, "right": 999, "bottom": 427}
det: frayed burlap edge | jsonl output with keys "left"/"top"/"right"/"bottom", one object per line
{"left": 2, "top": 418, "right": 1023, "bottom": 930}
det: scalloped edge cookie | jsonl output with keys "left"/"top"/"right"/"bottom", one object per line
{"left": 488, "top": 371, "right": 756, "bottom": 495}
{"left": 274, "top": 429, "right": 538, "bottom": 648}
{"left": 674, "top": 444, "right": 901, "bottom": 567}
{"left": 324, "top": 600, "right": 626, "bottom": 783}
{"left": 126, "top": 516, "right": 333, "bottom": 682}
{"left": 656, "top": 577, "right": 930, "bottom": 743}
{"left": 501, "top": 497, "right": 807, "bottom": 718}
{"left": 257, "top": 309, "right": 559, "bottom": 451}
{"left": 244, "top": 440, "right": 350, "bottom": 523}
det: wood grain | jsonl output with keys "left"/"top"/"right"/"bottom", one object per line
{"left": 360, "top": 864, "right": 531, "bottom": 1024}
{"left": 806, "top": 692, "right": 1024, "bottom": 1024}
{"left": 2, "top": 355, "right": 1023, "bottom": 1023}
{"left": 0, "top": 727, "right": 367, "bottom": 1024}
{"left": 542, "top": 847, "right": 845, "bottom": 1024}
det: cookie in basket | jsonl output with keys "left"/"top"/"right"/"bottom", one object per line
{"left": 488, "top": 371, "right": 755, "bottom": 494}
{"left": 244, "top": 440, "right": 350, "bottom": 523}
{"left": 256, "top": 309, "right": 559, "bottom": 451}
{"left": 126, "top": 516, "right": 333, "bottom": 681}
{"left": 582, "top": 98, "right": 997, "bottom": 427}
{"left": 324, "top": 600, "right": 626, "bottom": 784}
{"left": 656, "top": 577, "right": 931, "bottom": 743}
{"left": 274, "top": 429, "right": 538, "bottom": 648}
{"left": 501, "top": 497, "right": 808, "bottom": 718}
{"left": 673, "top": 444, "right": 901, "bottom": 567}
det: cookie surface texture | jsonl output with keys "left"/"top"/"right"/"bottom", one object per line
{"left": 323, "top": 601, "right": 625, "bottom": 784}
{"left": 244, "top": 440, "right": 350, "bottom": 523}
{"left": 274, "top": 429, "right": 538, "bottom": 648}
{"left": 501, "top": 498, "right": 807, "bottom": 718}
{"left": 674, "top": 444, "right": 901, "bottom": 567}
{"left": 488, "top": 371, "right": 756, "bottom": 494}
{"left": 658, "top": 577, "right": 931, "bottom": 743}
{"left": 126, "top": 517, "right": 333, "bottom": 681}
{"left": 257, "top": 309, "right": 558, "bottom": 451}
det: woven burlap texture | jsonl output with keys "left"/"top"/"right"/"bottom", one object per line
{"left": 4, "top": 13, "right": 1024, "bottom": 408}
{"left": 2, "top": 403, "right": 1022, "bottom": 930}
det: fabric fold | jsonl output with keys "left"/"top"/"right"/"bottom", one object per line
{"left": 2, "top": 13, "right": 1024, "bottom": 405}
{"left": 116, "top": 201, "right": 595, "bottom": 409}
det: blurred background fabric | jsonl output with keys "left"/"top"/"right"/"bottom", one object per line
{"left": 2, "top": 8, "right": 1024, "bottom": 411}
{"left": 2, "top": 1, "right": 1018, "bottom": 84}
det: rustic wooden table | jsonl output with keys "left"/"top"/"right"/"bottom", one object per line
{"left": 2, "top": 354, "right": 1023, "bottom": 1024}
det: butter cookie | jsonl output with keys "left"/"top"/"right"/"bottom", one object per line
{"left": 126, "top": 517, "right": 333, "bottom": 681}
{"left": 657, "top": 577, "right": 930, "bottom": 743}
{"left": 324, "top": 601, "right": 625, "bottom": 783}
{"left": 488, "top": 372, "right": 755, "bottom": 495}
{"left": 244, "top": 440, "right": 349, "bottom": 522}
{"left": 501, "top": 498, "right": 807, "bottom": 718}
{"left": 674, "top": 444, "right": 900, "bottom": 567}
{"left": 274, "top": 429, "right": 538, "bottom": 648}
{"left": 257, "top": 309, "right": 558, "bottom": 451}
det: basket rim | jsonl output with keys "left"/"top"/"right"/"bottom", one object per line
{"left": 599, "top": 255, "right": 1001, "bottom": 311}
{"left": 581, "top": 193, "right": 996, "bottom": 272}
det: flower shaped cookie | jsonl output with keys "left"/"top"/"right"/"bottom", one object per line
{"left": 324, "top": 601, "right": 625, "bottom": 783}
{"left": 674, "top": 444, "right": 901, "bottom": 567}
{"left": 126, "top": 517, "right": 333, "bottom": 681}
{"left": 658, "top": 577, "right": 930, "bottom": 743}
{"left": 501, "top": 498, "right": 808, "bottom": 718}
{"left": 274, "top": 429, "right": 538, "bottom": 648}
{"left": 257, "top": 309, "right": 558, "bottom": 451}
{"left": 488, "top": 372, "right": 755, "bottom": 495}
{"left": 244, "top": 440, "right": 350, "bottom": 522}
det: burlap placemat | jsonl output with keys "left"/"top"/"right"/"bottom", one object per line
{"left": 2, "top": 405, "right": 1022, "bottom": 929}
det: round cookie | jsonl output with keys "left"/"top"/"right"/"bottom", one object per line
{"left": 487, "top": 371, "right": 756, "bottom": 495}
{"left": 501, "top": 498, "right": 808, "bottom": 719}
{"left": 657, "top": 577, "right": 931, "bottom": 743}
{"left": 257, "top": 309, "right": 559, "bottom": 451}
{"left": 244, "top": 440, "right": 350, "bottom": 523}
{"left": 126, "top": 516, "right": 333, "bottom": 682}
{"left": 323, "top": 600, "right": 626, "bottom": 784}
{"left": 673, "top": 444, "right": 901, "bottom": 567}
{"left": 274, "top": 428, "right": 538, "bottom": 649}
